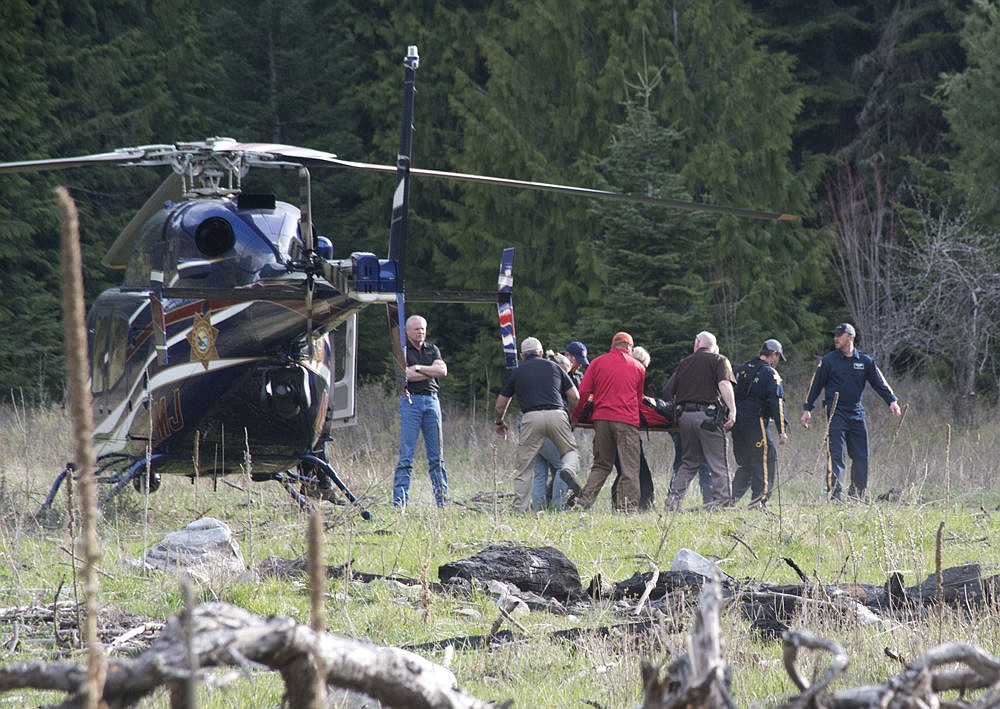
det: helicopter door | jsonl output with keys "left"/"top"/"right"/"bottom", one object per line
{"left": 326, "top": 312, "right": 357, "bottom": 430}
{"left": 89, "top": 307, "right": 131, "bottom": 419}
{"left": 90, "top": 311, "right": 110, "bottom": 415}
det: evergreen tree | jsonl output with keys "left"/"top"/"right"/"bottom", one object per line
{"left": 440, "top": 0, "right": 686, "bottom": 396}
{"left": 657, "top": 0, "right": 821, "bottom": 356}
{"left": 0, "top": 1, "right": 70, "bottom": 399}
{"left": 576, "top": 104, "right": 716, "bottom": 386}
{"left": 940, "top": 0, "right": 1000, "bottom": 223}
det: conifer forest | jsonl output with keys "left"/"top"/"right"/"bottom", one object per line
{"left": 2, "top": 0, "right": 997, "bottom": 425}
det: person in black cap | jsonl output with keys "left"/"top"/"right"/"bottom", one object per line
{"left": 563, "top": 340, "right": 589, "bottom": 388}
{"left": 731, "top": 339, "right": 788, "bottom": 505}
{"left": 801, "top": 323, "right": 902, "bottom": 501}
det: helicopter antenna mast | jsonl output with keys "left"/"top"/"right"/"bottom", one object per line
{"left": 387, "top": 46, "right": 419, "bottom": 390}
{"left": 389, "top": 45, "right": 418, "bottom": 291}
{"left": 299, "top": 167, "right": 315, "bottom": 356}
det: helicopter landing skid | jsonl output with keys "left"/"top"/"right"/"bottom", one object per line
{"left": 298, "top": 454, "right": 372, "bottom": 521}
{"left": 249, "top": 455, "right": 372, "bottom": 520}
{"left": 39, "top": 452, "right": 372, "bottom": 521}
{"left": 39, "top": 453, "right": 166, "bottom": 513}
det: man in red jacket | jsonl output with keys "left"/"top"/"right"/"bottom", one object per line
{"left": 572, "top": 332, "right": 646, "bottom": 512}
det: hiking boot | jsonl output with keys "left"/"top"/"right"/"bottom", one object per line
{"left": 558, "top": 469, "right": 582, "bottom": 506}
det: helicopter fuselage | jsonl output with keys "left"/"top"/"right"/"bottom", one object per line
{"left": 87, "top": 193, "right": 383, "bottom": 477}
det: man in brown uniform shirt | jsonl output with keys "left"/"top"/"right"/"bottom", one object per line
{"left": 663, "top": 331, "right": 736, "bottom": 509}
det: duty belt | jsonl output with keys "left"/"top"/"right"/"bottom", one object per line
{"left": 680, "top": 402, "right": 711, "bottom": 412}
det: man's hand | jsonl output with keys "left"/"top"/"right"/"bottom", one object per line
{"left": 779, "top": 432, "right": 789, "bottom": 445}
{"left": 889, "top": 401, "right": 902, "bottom": 419}
{"left": 494, "top": 421, "right": 508, "bottom": 439}
{"left": 723, "top": 415, "right": 735, "bottom": 432}
{"left": 800, "top": 410, "right": 811, "bottom": 429}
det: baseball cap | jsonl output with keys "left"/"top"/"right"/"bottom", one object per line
{"left": 830, "top": 323, "right": 856, "bottom": 337}
{"left": 520, "top": 336, "right": 543, "bottom": 355}
{"left": 564, "top": 341, "right": 589, "bottom": 366}
{"left": 762, "top": 338, "right": 785, "bottom": 361}
{"left": 612, "top": 331, "right": 634, "bottom": 347}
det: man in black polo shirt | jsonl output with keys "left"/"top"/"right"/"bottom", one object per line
{"left": 392, "top": 315, "right": 449, "bottom": 509}
{"left": 494, "top": 337, "right": 580, "bottom": 512}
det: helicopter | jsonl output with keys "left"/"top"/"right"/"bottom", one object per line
{"left": 0, "top": 46, "right": 796, "bottom": 520}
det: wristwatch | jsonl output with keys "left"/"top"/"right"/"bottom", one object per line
{"left": 494, "top": 419, "right": 504, "bottom": 425}
{"left": 415, "top": 365, "right": 422, "bottom": 373}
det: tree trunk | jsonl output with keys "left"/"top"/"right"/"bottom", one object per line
{"left": 952, "top": 343, "right": 977, "bottom": 428}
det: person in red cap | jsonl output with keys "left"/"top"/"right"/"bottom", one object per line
{"left": 571, "top": 331, "right": 645, "bottom": 512}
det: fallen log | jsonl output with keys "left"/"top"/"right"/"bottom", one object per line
{"left": 439, "top": 544, "right": 585, "bottom": 601}
{"left": 638, "top": 579, "right": 1000, "bottom": 709}
{"left": 0, "top": 602, "right": 495, "bottom": 709}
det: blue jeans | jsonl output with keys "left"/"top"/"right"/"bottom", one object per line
{"left": 533, "top": 438, "right": 571, "bottom": 509}
{"left": 393, "top": 394, "right": 448, "bottom": 507}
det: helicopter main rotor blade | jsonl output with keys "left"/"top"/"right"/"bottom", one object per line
{"left": 207, "top": 142, "right": 799, "bottom": 222}
{"left": 0, "top": 139, "right": 799, "bottom": 221}
{"left": 0, "top": 149, "right": 149, "bottom": 174}
{"left": 210, "top": 140, "right": 339, "bottom": 163}
{"left": 320, "top": 158, "right": 798, "bottom": 222}
{"left": 103, "top": 174, "right": 184, "bottom": 269}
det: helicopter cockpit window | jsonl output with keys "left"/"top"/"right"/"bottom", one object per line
{"left": 195, "top": 217, "right": 235, "bottom": 257}
{"left": 124, "top": 208, "right": 170, "bottom": 287}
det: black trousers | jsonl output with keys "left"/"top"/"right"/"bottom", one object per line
{"left": 732, "top": 417, "right": 776, "bottom": 502}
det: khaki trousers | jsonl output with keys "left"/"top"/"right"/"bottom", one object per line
{"left": 579, "top": 420, "right": 641, "bottom": 511}
{"left": 512, "top": 410, "right": 579, "bottom": 512}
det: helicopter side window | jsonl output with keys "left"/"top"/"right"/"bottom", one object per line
{"left": 107, "top": 315, "right": 128, "bottom": 387}
{"left": 91, "top": 315, "right": 109, "bottom": 394}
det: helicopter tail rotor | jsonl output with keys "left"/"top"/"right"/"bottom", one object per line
{"left": 497, "top": 248, "right": 518, "bottom": 369}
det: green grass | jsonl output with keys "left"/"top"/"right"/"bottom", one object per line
{"left": 0, "top": 377, "right": 998, "bottom": 707}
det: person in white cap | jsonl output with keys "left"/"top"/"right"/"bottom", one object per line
{"left": 662, "top": 330, "right": 736, "bottom": 509}
{"left": 801, "top": 323, "right": 902, "bottom": 501}
{"left": 731, "top": 339, "right": 789, "bottom": 505}
{"left": 494, "top": 337, "right": 580, "bottom": 512}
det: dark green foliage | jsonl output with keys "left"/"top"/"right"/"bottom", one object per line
{"left": 0, "top": 0, "right": 988, "bottom": 406}
{"left": 575, "top": 109, "right": 716, "bottom": 385}
{"left": 941, "top": 0, "right": 1000, "bottom": 223}
{"left": 656, "top": 1, "right": 823, "bottom": 358}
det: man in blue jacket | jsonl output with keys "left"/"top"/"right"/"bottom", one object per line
{"left": 800, "top": 323, "right": 902, "bottom": 501}
{"left": 732, "top": 339, "right": 788, "bottom": 506}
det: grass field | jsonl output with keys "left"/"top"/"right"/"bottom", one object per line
{"left": 0, "top": 374, "right": 997, "bottom": 707}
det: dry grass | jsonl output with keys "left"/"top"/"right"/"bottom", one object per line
{"left": 0, "top": 375, "right": 997, "bottom": 707}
